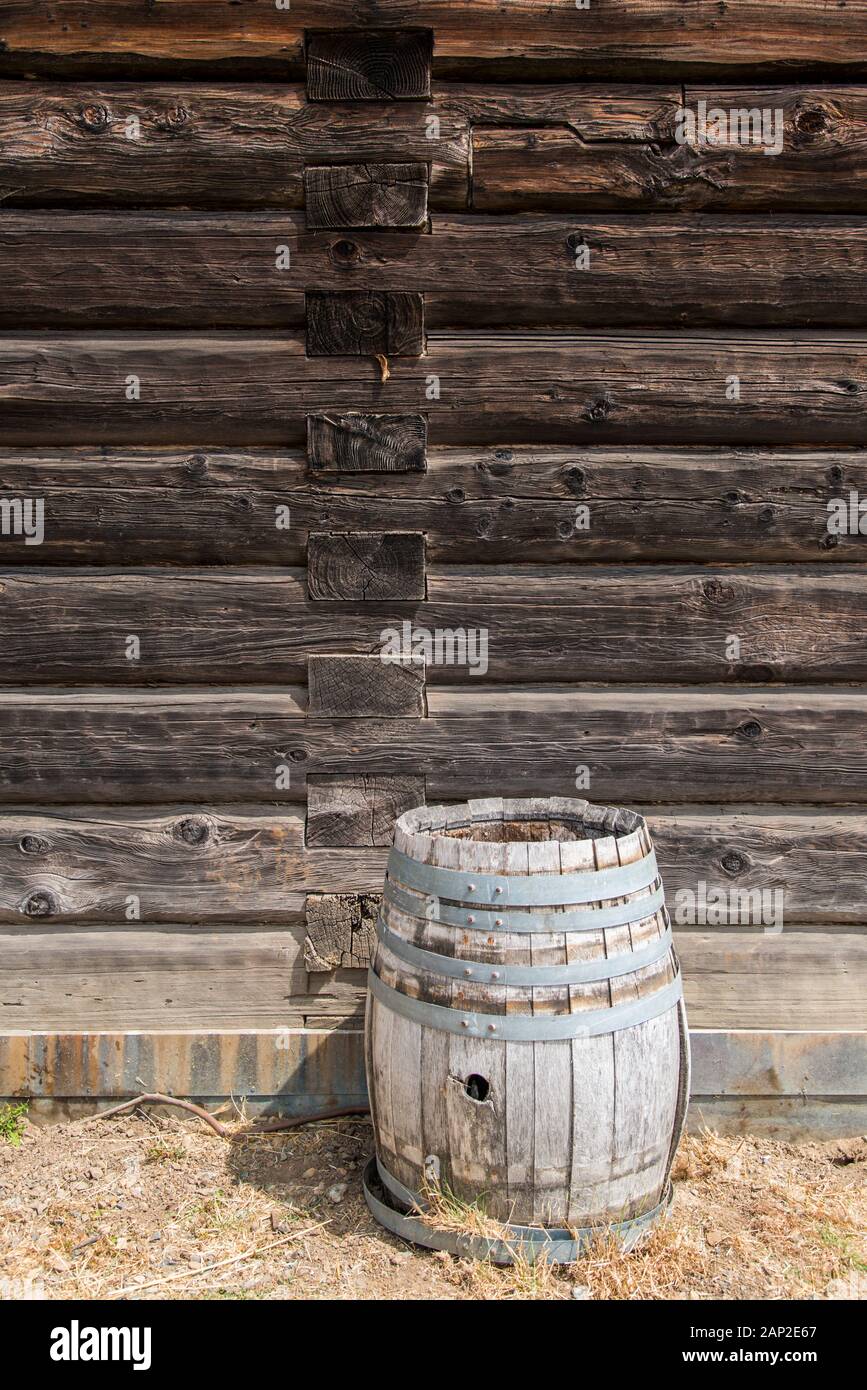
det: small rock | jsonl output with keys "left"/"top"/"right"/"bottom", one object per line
{"left": 270, "top": 1213, "right": 291, "bottom": 1234}
{"left": 705, "top": 1227, "right": 728, "bottom": 1247}
{"left": 327, "top": 1183, "right": 348, "bottom": 1204}
{"left": 87, "top": 1166, "right": 104, "bottom": 1181}
{"left": 571, "top": 1284, "right": 591, "bottom": 1300}
{"left": 303, "top": 1168, "right": 316, "bottom": 1179}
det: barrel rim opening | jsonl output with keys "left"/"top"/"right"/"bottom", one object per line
{"left": 395, "top": 796, "right": 645, "bottom": 848}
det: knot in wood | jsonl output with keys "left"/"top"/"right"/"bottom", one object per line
{"left": 793, "top": 105, "right": 830, "bottom": 141}
{"left": 329, "top": 238, "right": 363, "bottom": 268}
{"left": 566, "top": 466, "right": 586, "bottom": 495}
{"left": 583, "top": 396, "right": 611, "bottom": 424}
{"left": 289, "top": 748, "right": 308, "bottom": 763}
{"left": 829, "top": 465, "right": 845, "bottom": 485}
{"left": 174, "top": 816, "right": 210, "bottom": 845}
{"left": 720, "top": 850, "right": 749, "bottom": 876}
{"left": 77, "top": 103, "right": 111, "bottom": 133}
{"left": 23, "top": 890, "right": 56, "bottom": 918}
{"left": 161, "top": 104, "right": 190, "bottom": 131}
{"left": 737, "top": 720, "right": 763, "bottom": 742}
{"left": 758, "top": 507, "right": 775, "bottom": 526}
{"left": 703, "top": 578, "right": 735, "bottom": 605}
{"left": 494, "top": 449, "right": 513, "bottom": 462}
{"left": 19, "top": 835, "right": 48, "bottom": 855}
{"left": 185, "top": 453, "right": 208, "bottom": 479}
{"left": 446, "top": 487, "right": 465, "bottom": 504}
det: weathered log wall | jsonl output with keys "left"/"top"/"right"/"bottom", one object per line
{"left": 1, "top": 7, "right": 865, "bottom": 1129}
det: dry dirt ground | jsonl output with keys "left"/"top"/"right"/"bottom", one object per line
{"left": 0, "top": 1105, "right": 864, "bottom": 1301}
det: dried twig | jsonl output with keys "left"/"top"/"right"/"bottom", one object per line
{"left": 106, "top": 1222, "right": 329, "bottom": 1299}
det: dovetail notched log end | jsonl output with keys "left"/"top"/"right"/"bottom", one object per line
{"left": 306, "top": 291, "right": 425, "bottom": 356}
{"left": 304, "top": 162, "right": 429, "bottom": 229}
{"left": 307, "top": 531, "right": 426, "bottom": 601}
{"left": 305, "top": 30, "right": 433, "bottom": 102}
{"left": 307, "top": 654, "right": 426, "bottom": 717}
{"left": 307, "top": 412, "right": 428, "bottom": 472}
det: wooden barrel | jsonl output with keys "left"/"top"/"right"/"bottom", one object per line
{"left": 364, "top": 796, "right": 689, "bottom": 1258}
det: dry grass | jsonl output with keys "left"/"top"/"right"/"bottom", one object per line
{"left": 0, "top": 1108, "right": 863, "bottom": 1301}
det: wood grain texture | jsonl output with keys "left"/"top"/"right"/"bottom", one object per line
{"left": 308, "top": 414, "right": 428, "bottom": 473}
{"left": 677, "top": 930, "right": 867, "bottom": 1029}
{"left": 306, "top": 30, "right": 432, "bottom": 101}
{"left": 0, "top": 805, "right": 388, "bottom": 923}
{"left": 1, "top": 3, "right": 864, "bottom": 80}
{"left": 2, "top": 331, "right": 867, "bottom": 445}
{"left": 306, "top": 774, "right": 424, "bottom": 847}
{"left": 3, "top": 566, "right": 867, "bottom": 685}
{"left": 304, "top": 163, "right": 428, "bottom": 229}
{"left": 0, "top": 446, "right": 863, "bottom": 566}
{"left": 2, "top": 688, "right": 867, "bottom": 805}
{"left": 6, "top": 213, "right": 867, "bottom": 330}
{"left": 3, "top": 805, "right": 863, "bottom": 926}
{"left": 307, "top": 654, "right": 425, "bottom": 716}
{"left": 0, "top": 924, "right": 317, "bottom": 1029}
{"left": 304, "top": 892, "right": 380, "bottom": 970}
{"left": 0, "top": 82, "right": 469, "bottom": 208}
{"left": 473, "top": 88, "right": 867, "bottom": 212}
{"left": 308, "top": 532, "right": 425, "bottom": 600}
{"left": 306, "top": 292, "right": 424, "bottom": 356}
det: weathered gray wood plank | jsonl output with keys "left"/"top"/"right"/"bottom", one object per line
{"left": 3, "top": 687, "right": 867, "bottom": 804}
{"left": 307, "top": 654, "right": 425, "bottom": 717}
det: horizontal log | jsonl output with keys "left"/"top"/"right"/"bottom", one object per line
{"left": 0, "top": 805, "right": 389, "bottom": 923}
{"left": 5, "top": 81, "right": 864, "bottom": 212}
{"left": 1, "top": 3, "right": 864, "bottom": 80}
{"left": 0, "top": 445, "right": 864, "bottom": 565}
{"left": 0, "top": 82, "right": 471, "bottom": 208}
{"left": 5, "top": 213, "right": 867, "bottom": 329}
{"left": 473, "top": 88, "right": 867, "bottom": 212}
{"left": 0, "top": 921, "right": 859, "bottom": 1030}
{"left": 0, "top": 805, "right": 865, "bottom": 926}
{"left": 2, "top": 331, "right": 867, "bottom": 445}
{"left": 677, "top": 930, "right": 867, "bottom": 1028}
{"left": 2, "top": 687, "right": 867, "bottom": 804}
{"left": 0, "top": 925, "right": 325, "bottom": 1029}
{"left": 3, "top": 565, "right": 867, "bottom": 684}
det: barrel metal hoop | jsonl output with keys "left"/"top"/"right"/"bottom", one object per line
{"left": 367, "top": 967, "right": 682, "bottom": 1041}
{"left": 364, "top": 1157, "right": 672, "bottom": 1265}
{"left": 383, "top": 876, "right": 665, "bottom": 934}
{"left": 387, "top": 846, "right": 659, "bottom": 907}
{"left": 376, "top": 918, "right": 674, "bottom": 986}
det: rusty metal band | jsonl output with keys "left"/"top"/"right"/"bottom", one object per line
{"left": 367, "top": 967, "right": 682, "bottom": 1041}
{"left": 363, "top": 1157, "right": 673, "bottom": 1265}
{"left": 376, "top": 917, "right": 674, "bottom": 986}
{"left": 386, "top": 846, "right": 659, "bottom": 907}
{"left": 382, "top": 875, "right": 665, "bottom": 933}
